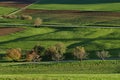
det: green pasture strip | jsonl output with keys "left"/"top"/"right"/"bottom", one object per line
{"left": 0, "top": 74, "right": 120, "bottom": 80}
{"left": 28, "top": 0, "right": 120, "bottom": 11}
{"left": 0, "top": 60, "right": 119, "bottom": 74}
{"left": 0, "top": 27, "right": 120, "bottom": 55}
{"left": 0, "top": 6, "right": 18, "bottom": 15}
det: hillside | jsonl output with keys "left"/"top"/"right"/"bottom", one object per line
{"left": 29, "top": 0, "right": 120, "bottom": 11}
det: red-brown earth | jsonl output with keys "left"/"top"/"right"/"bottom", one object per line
{"left": 0, "top": 27, "right": 25, "bottom": 36}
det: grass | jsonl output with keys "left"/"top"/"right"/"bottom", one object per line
{"left": 29, "top": 0, "right": 120, "bottom": 11}
{"left": 0, "top": 6, "right": 18, "bottom": 15}
{"left": 0, "top": 74, "right": 120, "bottom": 80}
{"left": 0, "top": 60, "right": 119, "bottom": 74}
{"left": 0, "top": 27, "right": 120, "bottom": 58}
{"left": 16, "top": 7, "right": 120, "bottom": 27}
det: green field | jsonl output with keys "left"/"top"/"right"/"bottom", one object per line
{"left": 29, "top": 0, "right": 120, "bottom": 11}
{"left": 0, "top": 60, "right": 119, "bottom": 80}
{"left": 0, "top": 0, "right": 120, "bottom": 80}
{"left": 0, "top": 27, "right": 120, "bottom": 58}
{"left": 0, "top": 74, "right": 120, "bottom": 80}
{"left": 0, "top": 60, "right": 119, "bottom": 74}
{"left": 0, "top": 6, "right": 17, "bottom": 15}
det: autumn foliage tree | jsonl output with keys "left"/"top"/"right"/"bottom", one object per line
{"left": 45, "top": 43, "right": 66, "bottom": 61}
{"left": 26, "top": 50, "right": 41, "bottom": 62}
{"left": 73, "top": 46, "right": 87, "bottom": 61}
{"left": 34, "top": 17, "right": 42, "bottom": 27}
{"left": 6, "top": 48, "right": 22, "bottom": 61}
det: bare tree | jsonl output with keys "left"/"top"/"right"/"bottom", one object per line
{"left": 96, "top": 50, "right": 110, "bottom": 60}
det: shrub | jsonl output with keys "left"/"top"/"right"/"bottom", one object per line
{"left": 6, "top": 48, "right": 22, "bottom": 61}
{"left": 20, "top": 14, "right": 32, "bottom": 20}
{"left": 73, "top": 46, "right": 87, "bottom": 61}
{"left": 26, "top": 50, "right": 41, "bottom": 62}
{"left": 2, "top": 15, "right": 17, "bottom": 19}
{"left": 96, "top": 50, "right": 110, "bottom": 60}
{"left": 34, "top": 17, "right": 42, "bottom": 27}
{"left": 45, "top": 43, "right": 66, "bottom": 61}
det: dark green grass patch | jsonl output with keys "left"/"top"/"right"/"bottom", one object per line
{"left": 0, "top": 60, "right": 119, "bottom": 74}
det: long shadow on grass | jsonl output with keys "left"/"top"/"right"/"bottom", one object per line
{"left": 0, "top": 27, "right": 75, "bottom": 45}
{"left": 0, "top": 27, "right": 120, "bottom": 45}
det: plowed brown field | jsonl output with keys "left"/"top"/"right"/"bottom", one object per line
{"left": 0, "top": 27, "right": 25, "bottom": 36}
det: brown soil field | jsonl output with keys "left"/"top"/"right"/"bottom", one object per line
{"left": 22, "top": 9, "right": 120, "bottom": 17}
{"left": 0, "top": 0, "right": 32, "bottom": 8}
{"left": 0, "top": 27, "right": 25, "bottom": 36}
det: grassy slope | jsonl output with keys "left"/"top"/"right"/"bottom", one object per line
{"left": 0, "top": 27, "right": 120, "bottom": 58}
{"left": 0, "top": 6, "right": 17, "bottom": 15}
{"left": 0, "top": 60, "right": 119, "bottom": 74}
{"left": 29, "top": 0, "right": 120, "bottom": 11}
{"left": 0, "top": 74, "right": 120, "bottom": 80}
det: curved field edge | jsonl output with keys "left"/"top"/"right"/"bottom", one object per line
{"left": 0, "top": 74, "right": 120, "bottom": 80}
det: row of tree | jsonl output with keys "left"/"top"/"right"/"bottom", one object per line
{"left": 1, "top": 14, "right": 42, "bottom": 27}
{"left": 3, "top": 42, "right": 119, "bottom": 62}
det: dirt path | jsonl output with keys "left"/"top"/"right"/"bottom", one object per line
{"left": 8, "top": 1, "right": 38, "bottom": 16}
{"left": 0, "top": 27, "right": 25, "bottom": 36}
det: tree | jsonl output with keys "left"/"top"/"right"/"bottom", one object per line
{"left": 73, "top": 46, "right": 87, "bottom": 61}
{"left": 45, "top": 43, "right": 66, "bottom": 61}
{"left": 20, "top": 14, "right": 32, "bottom": 20}
{"left": 33, "top": 45, "right": 45, "bottom": 55}
{"left": 6, "top": 48, "right": 22, "bottom": 61}
{"left": 26, "top": 49, "right": 41, "bottom": 62}
{"left": 96, "top": 50, "right": 110, "bottom": 60}
{"left": 34, "top": 17, "right": 42, "bottom": 27}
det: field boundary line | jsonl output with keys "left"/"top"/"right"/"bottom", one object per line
{"left": 0, "top": 23, "right": 120, "bottom": 28}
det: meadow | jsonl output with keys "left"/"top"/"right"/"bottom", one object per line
{"left": 0, "top": 0, "right": 120, "bottom": 80}
{"left": 0, "top": 60, "right": 119, "bottom": 74}
{"left": 0, "top": 27, "right": 120, "bottom": 59}
{"left": 29, "top": 0, "right": 120, "bottom": 11}
{"left": 0, "top": 60, "right": 119, "bottom": 80}
{"left": 0, "top": 74, "right": 120, "bottom": 80}
{"left": 0, "top": 6, "right": 17, "bottom": 15}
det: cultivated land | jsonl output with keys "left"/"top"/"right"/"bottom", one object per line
{"left": 0, "top": 0, "right": 120, "bottom": 80}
